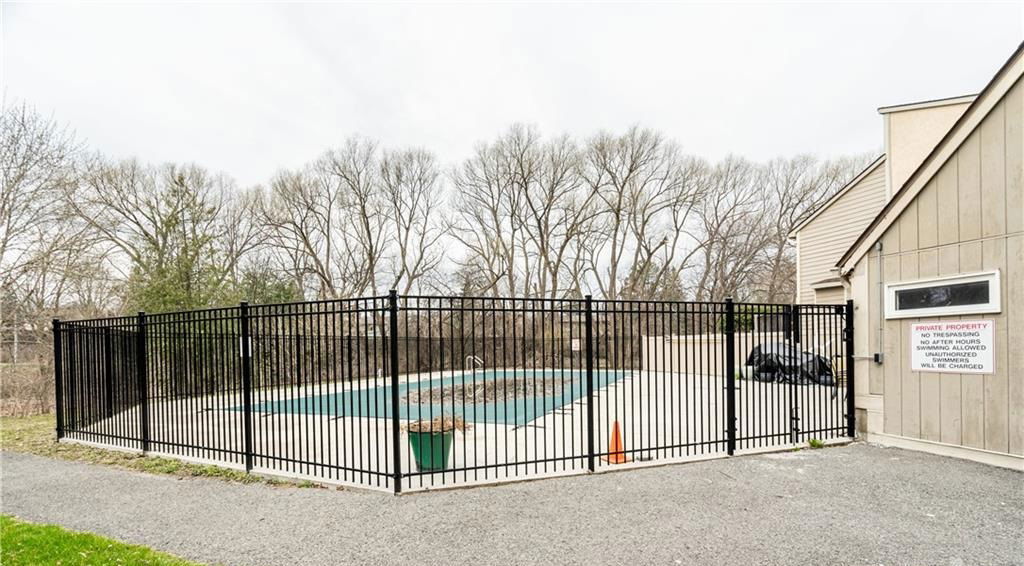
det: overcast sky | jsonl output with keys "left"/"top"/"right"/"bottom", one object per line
{"left": 2, "top": 2, "right": 1021, "bottom": 187}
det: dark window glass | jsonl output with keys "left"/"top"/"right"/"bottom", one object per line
{"left": 895, "top": 281, "right": 989, "bottom": 311}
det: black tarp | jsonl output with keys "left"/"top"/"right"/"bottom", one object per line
{"left": 743, "top": 342, "right": 835, "bottom": 385}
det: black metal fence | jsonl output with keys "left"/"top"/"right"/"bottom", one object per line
{"left": 54, "top": 293, "right": 854, "bottom": 493}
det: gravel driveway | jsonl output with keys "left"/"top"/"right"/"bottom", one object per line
{"left": 2, "top": 443, "right": 1021, "bottom": 565}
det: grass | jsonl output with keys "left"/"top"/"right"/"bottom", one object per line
{"left": 0, "top": 515, "right": 205, "bottom": 565}
{"left": 0, "top": 414, "right": 325, "bottom": 489}
{"left": 789, "top": 438, "right": 831, "bottom": 452}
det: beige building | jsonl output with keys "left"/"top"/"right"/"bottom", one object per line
{"left": 832, "top": 44, "right": 1023, "bottom": 470}
{"left": 792, "top": 155, "right": 887, "bottom": 304}
{"left": 792, "top": 98, "right": 975, "bottom": 305}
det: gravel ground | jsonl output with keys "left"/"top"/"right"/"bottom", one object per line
{"left": 2, "top": 443, "right": 1022, "bottom": 566}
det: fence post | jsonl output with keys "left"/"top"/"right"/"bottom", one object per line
{"left": 584, "top": 295, "right": 595, "bottom": 473}
{"left": 388, "top": 290, "right": 403, "bottom": 494}
{"left": 789, "top": 305, "right": 801, "bottom": 444}
{"left": 845, "top": 299, "right": 856, "bottom": 438}
{"left": 725, "top": 298, "right": 737, "bottom": 456}
{"left": 103, "top": 326, "right": 114, "bottom": 419}
{"left": 52, "top": 319, "right": 64, "bottom": 440}
{"left": 136, "top": 312, "right": 150, "bottom": 453}
{"left": 239, "top": 302, "right": 254, "bottom": 472}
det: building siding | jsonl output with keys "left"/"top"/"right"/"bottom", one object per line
{"left": 857, "top": 77, "right": 1023, "bottom": 456}
{"left": 813, "top": 286, "right": 845, "bottom": 304}
{"left": 797, "top": 161, "right": 887, "bottom": 303}
{"left": 885, "top": 101, "right": 973, "bottom": 197}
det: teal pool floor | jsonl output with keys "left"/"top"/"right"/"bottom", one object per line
{"left": 250, "top": 369, "right": 628, "bottom": 426}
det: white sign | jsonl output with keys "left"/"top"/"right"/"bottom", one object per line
{"left": 570, "top": 339, "right": 582, "bottom": 352}
{"left": 239, "top": 336, "right": 253, "bottom": 358}
{"left": 910, "top": 320, "right": 994, "bottom": 374}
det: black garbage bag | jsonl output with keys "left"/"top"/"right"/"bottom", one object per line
{"left": 744, "top": 342, "right": 835, "bottom": 385}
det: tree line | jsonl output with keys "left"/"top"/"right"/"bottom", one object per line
{"left": 1, "top": 102, "right": 872, "bottom": 360}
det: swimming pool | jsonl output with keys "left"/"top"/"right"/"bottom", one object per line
{"left": 250, "top": 369, "right": 629, "bottom": 426}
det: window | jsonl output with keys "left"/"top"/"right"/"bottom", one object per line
{"left": 885, "top": 270, "right": 1000, "bottom": 319}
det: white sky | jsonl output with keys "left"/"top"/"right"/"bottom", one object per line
{"left": 2, "top": 2, "right": 1021, "bottom": 187}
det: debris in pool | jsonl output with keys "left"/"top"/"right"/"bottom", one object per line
{"left": 402, "top": 375, "right": 571, "bottom": 405}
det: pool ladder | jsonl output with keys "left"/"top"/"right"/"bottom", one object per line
{"left": 465, "top": 355, "right": 484, "bottom": 372}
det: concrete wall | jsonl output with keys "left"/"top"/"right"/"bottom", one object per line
{"left": 796, "top": 160, "right": 887, "bottom": 303}
{"left": 642, "top": 325, "right": 845, "bottom": 379}
{"left": 852, "top": 78, "right": 1023, "bottom": 457}
{"left": 642, "top": 334, "right": 782, "bottom": 377}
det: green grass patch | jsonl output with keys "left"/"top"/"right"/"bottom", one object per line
{"left": 0, "top": 515, "right": 205, "bottom": 565}
{"left": 808, "top": 438, "right": 825, "bottom": 449}
{"left": 0, "top": 415, "right": 322, "bottom": 489}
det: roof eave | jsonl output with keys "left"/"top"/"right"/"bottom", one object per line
{"left": 877, "top": 94, "right": 978, "bottom": 115}
{"left": 788, "top": 154, "right": 886, "bottom": 238}
{"left": 837, "top": 42, "right": 1024, "bottom": 273}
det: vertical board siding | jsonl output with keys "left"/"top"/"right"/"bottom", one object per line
{"left": 1008, "top": 235, "right": 1024, "bottom": 455}
{"left": 1006, "top": 83, "right": 1024, "bottom": 235}
{"left": 899, "top": 253, "right": 920, "bottom": 439}
{"left": 958, "top": 241, "right": 986, "bottom": 450}
{"left": 958, "top": 131, "right": 983, "bottom": 242}
{"left": 982, "top": 238, "right": 1009, "bottom": 453}
{"left": 865, "top": 78, "right": 1022, "bottom": 456}
{"left": 1006, "top": 81, "right": 1024, "bottom": 456}
{"left": 980, "top": 102, "right": 1007, "bottom": 238}
{"left": 882, "top": 251, "right": 902, "bottom": 435}
{"left": 937, "top": 247, "right": 964, "bottom": 446}
{"left": 917, "top": 249, "right": 942, "bottom": 442}
{"left": 917, "top": 180, "right": 939, "bottom": 249}
{"left": 900, "top": 200, "right": 919, "bottom": 252}
{"left": 866, "top": 254, "right": 883, "bottom": 396}
{"left": 936, "top": 160, "right": 961, "bottom": 246}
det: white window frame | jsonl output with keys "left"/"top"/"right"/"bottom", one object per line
{"left": 885, "top": 270, "right": 1001, "bottom": 320}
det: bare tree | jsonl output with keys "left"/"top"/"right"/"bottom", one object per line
{"left": 380, "top": 148, "right": 446, "bottom": 294}
{"left": 259, "top": 167, "right": 366, "bottom": 299}
{"left": 582, "top": 127, "right": 707, "bottom": 299}
{"left": 690, "top": 156, "right": 765, "bottom": 302}
{"left": 65, "top": 158, "right": 252, "bottom": 310}
{"left": 449, "top": 125, "right": 605, "bottom": 298}
{"left": 3, "top": 108, "right": 880, "bottom": 323}
{"left": 0, "top": 103, "right": 100, "bottom": 414}
{"left": 323, "top": 138, "right": 390, "bottom": 296}
{"left": 519, "top": 133, "right": 603, "bottom": 298}
{"left": 219, "top": 187, "right": 266, "bottom": 291}
{"left": 261, "top": 138, "right": 451, "bottom": 298}
{"left": 1, "top": 103, "right": 80, "bottom": 298}
{"left": 449, "top": 133, "right": 521, "bottom": 296}
{"left": 767, "top": 154, "right": 874, "bottom": 301}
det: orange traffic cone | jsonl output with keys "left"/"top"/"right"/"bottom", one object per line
{"left": 602, "top": 420, "right": 630, "bottom": 464}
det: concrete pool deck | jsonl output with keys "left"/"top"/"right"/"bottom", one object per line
{"left": 3, "top": 443, "right": 1021, "bottom": 565}
{"left": 63, "top": 370, "right": 849, "bottom": 491}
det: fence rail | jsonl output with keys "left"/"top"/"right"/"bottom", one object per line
{"left": 54, "top": 293, "right": 854, "bottom": 493}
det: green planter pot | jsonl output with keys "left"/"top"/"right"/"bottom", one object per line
{"left": 408, "top": 430, "right": 454, "bottom": 471}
